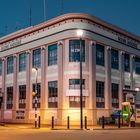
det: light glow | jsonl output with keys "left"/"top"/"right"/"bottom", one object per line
{"left": 76, "top": 29, "right": 83, "bottom": 37}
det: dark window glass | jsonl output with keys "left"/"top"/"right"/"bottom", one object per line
{"left": 19, "top": 53, "right": 26, "bottom": 72}
{"left": 124, "top": 53, "right": 130, "bottom": 72}
{"left": 0, "top": 60, "right": 2, "bottom": 75}
{"left": 48, "top": 44, "right": 57, "bottom": 66}
{"left": 0, "top": 88, "right": 2, "bottom": 109}
{"left": 48, "top": 81, "right": 58, "bottom": 108}
{"left": 96, "top": 81, "right": 105, "bottom": 108}
{"left": 124, "top": 85, "right": 131, "bottom": 89}
{"left": 7, "top": 56, "right": 14, "bottom": 74}
{"left": 96, "top": 44, "right": 104, "bottom": 66}
{"left": 32, "top": 48, "right": 41, "bottom": 68}
{"left": 112, "top": 83, "right": 119, "bottom": 108}
{"left": 19, "top": 85, "right": 26, "bottom": 109}
{"left": 69, "top": 96, "right": 85, "bottom": 108}
{"left": 69, "top": 40, "right": 85, "bottom": 62}
{"left": 69, "top": 79, "right": 85, "bottom": 89}
{"left": 7, "top": 87, "right": 13, "bottom": 109}
{"left": 135, "top": 57, "right": 140, "bottom": 74}
{"left": 111, "top": 49, "right": 119, "bottom": 69}
{"left": 32, "top": 83, "right": 41, "bottom": 108}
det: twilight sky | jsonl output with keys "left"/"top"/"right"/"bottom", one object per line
{"left": 0, "top": 0, "right": 140, "bottom": 37}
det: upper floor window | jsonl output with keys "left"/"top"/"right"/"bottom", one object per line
{"left": 96, "top": 81, "right": 105, "bottom": 108}
{"left": 112, "top": 83, "right": 119, "bottom": 108}
{"left": 69, "top": 79, "right": 85, "bottom": 89}
{"left": 32, "top": 48, "right": 41, "bottom": 68}
{"left": 111, "top": 49, "right": 119, "bottom": 69}
{"left": 124, "top": 53, "right": 130, "bottom": 72}
{"left": 0, "top": 60, "right": 2, "bottom": 75}
{"left": 135, "top": 57, "right": 140, "bottom": 75}
{"left": 7, "top": 56, "right": 14, "bottom": 74}
{"left": 19, "top": 53, "right": 26, "bottom": 72}
{"left": 96, "top": 44, "right": 104, "bottom": 66}
{"left": 69, "top": 40, "right": 85, "bottom": 62}
{"left": 48, "top": 44, "right": 57, "bottom": 66}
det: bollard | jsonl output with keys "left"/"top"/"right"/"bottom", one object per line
{"left": 67, "top": 116, "right": 70, "bottom": 129}
{"left": 85, "top": 116, "right": 87, "bottom": 129}
{"left": 102, "top": 116, "right": 104, "bottom": 129}
{"left": 38, "top": 116, "right": 41, "bottom": 128}
{"left": 52, "top": 116, "right": 54, "bottom": 129}
{"left": 118, "top": 113, "right": 121, "bottom": 128}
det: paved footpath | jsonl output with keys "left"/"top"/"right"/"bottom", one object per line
{"left": 1, "top": 124, "right": 140, "bottom": 140}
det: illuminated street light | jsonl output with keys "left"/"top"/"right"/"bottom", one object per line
{"left": 77, "top": 29, "right": 83, "bottom": 129}
{"left": 32, "top": 67, "right": 38, "bottom": 128}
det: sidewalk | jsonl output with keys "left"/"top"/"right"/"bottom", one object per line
{"left": 1, "top": 123, "right": 140, "bottom": 130}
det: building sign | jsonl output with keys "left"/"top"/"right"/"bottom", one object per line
{"left": 118, "top": 36, "right": 138, "bottom": 48}
{"left": 1, "top": 40, "right": 21, "bottom": 51}
{"left": 16, "top": 110, "right": 25, "bottom": 119}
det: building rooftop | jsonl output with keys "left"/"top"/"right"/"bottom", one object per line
{"left": 0, "top": 13, "right": 140, "bottom": 44}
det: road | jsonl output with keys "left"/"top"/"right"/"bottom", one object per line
{"left": 0, "top": 126, "right": 140, "bottom": 140}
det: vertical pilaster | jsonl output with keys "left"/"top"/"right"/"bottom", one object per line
{"left": 105, "top": 47, "right": 111, "bottom": 111}
{"left": 89, "top": 41, "right": 97, "bottom": 125}
{"left": 130, "top": 55, "right": 135, "bottom": 90}
{"left": 40, "top": 46, "right": 46, "bottom": 122}
{"left": 57, "top": 41, "right": 63, "bottom": 125}
{"left": 1, "top": 58, "right": 6, "bottom": 120}
{"left": 25, "top": 50, "right": 31, "bottom": 122}
{"left": 119, "top": 51, "right": 124, "bottom": 109}
{"left": 12, "top": 54, "right": 18, "bottom": 120}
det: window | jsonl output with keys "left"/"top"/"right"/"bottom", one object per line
{"left": 112, "top": 83, "right": 119, "bottom": 108}
{"left": 19, "top": 85, "right": 26, "bottom": 109}
{"left": 48, "top": 44, "right": 57, "bottom": 66}
{"left": 96, "top": 81, "right": 105, "bottom": 108}
{"left": 48, "top": 81, "right": 58, "bottom": 108}
{"left": 124, "top": 53, "right": 130, "bottom": 72}
{"left": 69, "top": 40, "right": 85, "bottom": 62}
{"left": 69, "top": 96, "right": 85, "bottom": 108}
{"left": 69, "top": 79, "right": 85, "bottom": 89}
{"left": 135, "top": 57, "right": 140, "bottom": 74}
{"left": 19, "top": 53, "right": 26, "bottom": 72}
{"left": 124, "top": 85, "right": 130, "bottom": 89}
{"left": 7, "top": 87, "right": 13, "bottom": 109}
{"left": 7, "top": 56, "right": 14, "bottom": 74}
{"left": 0, "top": 88, "right": 2, "bottom": 109}
{"left": 96, "top": 44, "right": 104, "bottom": 66}
{"left": 32, "top": 48, "right": 41, "bottom": 68}
{"left": 32, "top": 83, "right": 41, "bottom": 108}
{"left": 0, "top": 60, "right": 2, "bottom": 75}
{"left": 111, "top": 49, "right": 119, "bottom": 69}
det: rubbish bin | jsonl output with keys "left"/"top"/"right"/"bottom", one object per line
{"left": 130, "top": 121, "right": 135, "bottom": 127}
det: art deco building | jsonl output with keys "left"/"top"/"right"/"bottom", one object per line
{"left": 0, "top": 13, "right": 140, "bottom": 125}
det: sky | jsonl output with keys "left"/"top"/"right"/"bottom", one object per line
{"left": 0, "top": 0, "right": 140, "bottom": 37}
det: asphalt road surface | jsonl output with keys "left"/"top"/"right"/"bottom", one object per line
{"left": 0, "top": 127, "right": 140, "bottom": 140}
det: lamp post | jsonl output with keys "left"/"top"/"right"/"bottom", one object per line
{"left": 77, "top": 29, "right": 83, "bottom": 129}
{"left": 32, "top": 67, "right": 38, "bottom": 128}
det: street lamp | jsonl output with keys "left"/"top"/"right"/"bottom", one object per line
{"left": 32, "top": 67, "right": 38, "bottom": 128}
{"left": 77, "top": 29, "right": 83, "bottom": 129}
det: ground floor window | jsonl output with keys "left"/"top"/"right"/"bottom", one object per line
{"left": 32, "top": 83, "right": 41, "bottom": 108}
{"left": 112, "top": 83, "right": 119, "bottom": 108}
{"left": 96, "top": 81, "right": 105, "bottom": 108}
{"left": 69, "top": 96, "right": 85, "bottom": 108}
{"left": 19, "top": 85, "right": 26, "bottom": 109}
{"left": 48, "top": 81, "right": 58, "bottom": 108}
{"left": 7, "top": 87, "right": 13, "bottom": 109}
